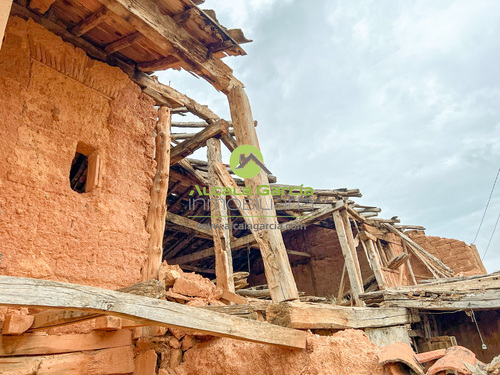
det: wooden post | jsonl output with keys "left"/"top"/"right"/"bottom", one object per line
{"left": 0, "top": 0, "right": 12, "bottom": 52}
{"left": 207, "top": 138, "right": 235, "bottom": 293}
{"left": 144, "top": 107, "right": 171, "bottom": 280}
{"left": 363, "top": 238, "right": 388, "bottom": 290}
{"left": 332, "top": 209, "right": 365, "bottom": 306}
{"left": 227, "top": 86, "right": 299, "bottom": 302}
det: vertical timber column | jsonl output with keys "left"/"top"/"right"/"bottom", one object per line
{"left": 332, "top": 209, "right": 365, "bottom": 306}
{"left": 0, "top": 0, "right": 12, "bottom": 51}
{"left": 227, "top": 85, "right": 299, "bottom": 302}
{"left": 144, "top": 106, "right": 171, "bottom": 280}
{"left": 207, "top": 138, "right": 235, "bottom": 293}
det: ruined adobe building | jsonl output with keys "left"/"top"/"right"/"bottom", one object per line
{"left": 0, "top": 0, "right": 498, "bottom": 374}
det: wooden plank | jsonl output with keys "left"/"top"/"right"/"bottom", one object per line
{"left": 336, "top": 264, "right": 347, "bottom": 305}
{"left": 266, "top": 303, "right": 411, "bottom": 330}
{"left": 170, "top": 119, "right": 229, "bottom": 165}
{"left": 144, "top": 107, "right": 171, "bottom": 280}
{"left": 207, "top": 138, "right": 235, "bottom": 292}
{"left": 227, "top": 85, "right": 299, "bottom": 303}
{"left": 137, "top": 55, "right": 181, "bottom": 72}
{"left": 332, "top": 209, "right": 365, "bottom": 306}
{"left": 0, "top": 330, "right": 132, "bottom": 356}
{"left": 364, "top": 239, "right": 388, "bottom": 289}
{"left": 167, "top": 212, "right": 213, "bottom": 239}
{"left": 0, "top": 276, "right": 307, "bottom": 348}
{"left": 0, "top": 0, "right": 12, "bottom": 52}
{"left": 2, "top": 314, "right": 34, "bottom": 335}
{"left": 0, "top": 346, "right": 135, "bottom": 375}
{"left": 96, "top": 0, "right": 240, "bottom": 92}
{"left": 71, "top": 6, "right": 112, "bottom": 37}
{"left": 104, "top": 31, "right": 144, "bottom": 54}
{"left": 220, "top": 289, "right": 247, "bottom": 305}
{"left": 28, "top": 0, "right": 55, "bottom": 14}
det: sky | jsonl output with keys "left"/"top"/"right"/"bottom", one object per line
{"left": 157, "top": 0, "right": 500, "bottom": 272}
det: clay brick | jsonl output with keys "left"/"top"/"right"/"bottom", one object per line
{"left": 134, "top": 349, "right": 157, "bottom": 375}
{"left": 181, "top": 335, "right": 198, "bottom": 351}
{"left": 2, "top": 313, "right": 34, "bottom": 335}
{"left": 170, "top": 348, "right": 183, "bottom": 368}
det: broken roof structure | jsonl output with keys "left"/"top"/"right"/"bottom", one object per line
{"left": 0, "top": 0, "right": 498, "bottom": 374}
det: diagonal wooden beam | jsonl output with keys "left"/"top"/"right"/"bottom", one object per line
{"left": 167, "top": 212, "right": 213, "bottom": 239}
{"left": 0, "top": 276, "right": 307, "bottom": 348}
{"left": 170, "top": 119, "right": 230, "bottom": 165}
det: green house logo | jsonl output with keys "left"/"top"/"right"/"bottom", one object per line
{"left": 229, "top": 145, "right": 271, "bottom": 179}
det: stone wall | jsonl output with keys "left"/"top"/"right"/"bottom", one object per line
{"left": 0, "top": 17, "right": 156, "bottom": 290}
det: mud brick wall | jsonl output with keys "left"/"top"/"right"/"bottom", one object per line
{"left": 407, "top": 231, "right": 486, "bottom": 279}
{"left": 0, "top": 17, "right": 156, "bottom": 289}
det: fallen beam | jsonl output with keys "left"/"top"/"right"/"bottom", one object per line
{"left": 0, "top": 330, "right": 132, "bottom": 357}
{"left": 266, "top": 303, "right": 412, "bottom": 330}
{"left": 0, "top": 276, "right": 307, "bottom": 348}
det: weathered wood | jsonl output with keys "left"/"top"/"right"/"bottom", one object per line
{"left": 104, "top": 31, "right": 144, "bottom": 54}
{"left": 361, "top": 273, "right": 500, "bottom": 310}
{"left": 144, "top": 107, "right": 171, "bottom": 280}
{"left": 336, "top": 264, "right": 347, "bottom": 305}
{"left": 29, "top": 280, "right": 166, "bottom": 331}
{"left": 96, "top": 0, "right": 240, "bottom": 92}
{"left": 226, "top": 86, "right": 299, "bottom": 303}
{"left": 221, "top": 289, "right": 248, "bottom": 305}
{"left": 167, "top": 211, "right": 213, "bottom": 239}
{"left": 333, "top": 210, "right": 365, "bottom": 306}
{"left": 0, "top": 346, "right": 135, "bottom": 374}
{"left": 28, "top": 0, "right": 55, "bottom": 14}
{"left": 364, "top": 239, "right": 388, "bottom": 289}
{"left": 170, "top": 119, "right": 230, "bottom": 165}
{"left": 0, "top": 329, "right": 132, "bottom": 356}
{"left": 266, "top": 303, "right": 411, "bottom": 329}
{"left": 0, "top": 0, "right": 12, "bottom": 52}
{"left": 0, "top": 276, "right": 307, "bottom": 348}
{"left": 71, "top": 6, "right": 112, "bottom": 37}
{"left": 138, "top": 55, "right": 181, "bottom": 72}
{"left": 207, "top": 138, "right": 235, "bottom": 293}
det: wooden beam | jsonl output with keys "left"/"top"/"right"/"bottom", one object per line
{"left": 144, "top": 107, "right": 171, "bottom": 280}
{"left": 0, "top": 276, "right": 307, "bottom": 348}
{"left": 332, "top": 209, "right": 365, "bottom": 306}
{"left": 138, "top": 55, "right": 181, "bottom": 72}
{"left": 227, "top": 85, "right": 299, "bottom": 303}
{"left": 71, "top": 6, "right": 112, "bottom": 37}
{"left": 28, "top": 0, "right": 55, "bottom": 14}
{"left": 170, "top": 119, "right": 230, "bottom": 165}
{"left": 104, "top": 31, "right": 144, "bottom": 54}
{"left": 167, "top": 211, "right": 213, "bottom": 239}
{"left": 207, "top": 138, "right": 235, "bottom": 292}
{"left": 266, "top": 303, "right": 411, "bottom": 330}
{"left": 0, "top": 0, "right": 12, "bottom": 52}
{"left": 363, "top": 239, "right": 388, "bottom": 289}
{"left": 0, "top": 346, "right": 135, "bottom": 374}
{"left": 96, "top": 0, "right": 240, "bottom": 92}
{"left": 0, "top": 330, "right": 132, "bottom": 357}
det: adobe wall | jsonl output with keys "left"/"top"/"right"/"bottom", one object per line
{"left": 0, "top": 17, "right": 156, "bottom": 290}
{"left": 406, "top": 231, "right": 486, "bottom": 279}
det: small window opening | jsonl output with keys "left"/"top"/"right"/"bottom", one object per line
{"left": 70, "top": 143, "right": 100, "bottom": 194}
{"left": 70, "top": 152, "right": 88, "bottom": 193}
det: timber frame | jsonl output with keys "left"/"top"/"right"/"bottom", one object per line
{"left": 0, "top": 1, "right": 495, "bottom": 368}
